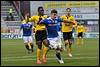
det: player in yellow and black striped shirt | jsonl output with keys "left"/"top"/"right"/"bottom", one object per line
{"left": 22, "top": 6, "right": 49, "bottom": 64}
{"left": 60, "top": 8, "right": 77, "bottom": 57}
{"left": 30, "top": 6, "right": 50, "bottom": 64}
{"left": 76, "top": 22, "right": 86, "bottom": 45}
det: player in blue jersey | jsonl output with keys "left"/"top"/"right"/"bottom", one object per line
{"left": 19, "top": 15, "right": 34, "bottom": 54}
{"left": 56, "top": 17, "right": 64, "bottom": 51}
{"left": 38, "top": 9, "right": 64, "bottom": 64}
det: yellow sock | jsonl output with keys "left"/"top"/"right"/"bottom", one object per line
{"left": 37, "top": 48, "right": 41, "bottom": 60}
{"left": 28, "top": 42, "right": 31, "bottom": 49}
{"left": 43, "top": 47, "right": 48, "bottom": 58}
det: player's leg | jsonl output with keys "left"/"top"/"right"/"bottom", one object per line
{"left": 55, "top": 49, "right": 64, "bottom": 64}
{"left": 28, "top": 36, "right": 34, "bottom": 52}
{"left": 63, "top": 32, "right": 69, "bottom": 50}
{"left": 23, "top": 36, "right": 31, "bottom": 53}
{"left": 42, "top": 39, "right": 50, "bottom": 63}
{"left": 40, "top": 30, "right": 51, "bottom": 63}
{"left": 81, "top": 32, "right": 84, "bottom": 45}
{"left": 35, "top": 31, "right": 42, "bottom": 64}
{"left": 67, "top": 32, "right": 73, "bottom": 57}
{"left": 68, "top": 39, "right": 73, "bottom": 57}
{"left": 36, "top": 41, "right": 42, "bottom": 64}
{"left": 53, "top": 37, "right": 64, "bottom": 64}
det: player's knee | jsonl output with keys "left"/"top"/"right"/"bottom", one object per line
{"left": 38, "top": 45, "right": 42, "bottom": 49}
{"left": 65, "top": 40, "right": 69, "bottom": 44}
{"left": 56, "top": 49, "right": 60, "bottom": 53}
{"left": 69, "top": 40, "right": 72, "bottom": 45}
{"left": 43, "top": 39, "right": 50, "bottom": 47}
{"left": 36, "top": 41, "right": 42, "bottom": 49}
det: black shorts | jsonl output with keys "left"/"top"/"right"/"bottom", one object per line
{"left": 77, "top": 32, "right": 83, "bottom": 38}
{"left": 63, "top": 31, "right": 72, "bottom": 41}
{"left": 35, "top": 30, "right": 47, "bottom": 41}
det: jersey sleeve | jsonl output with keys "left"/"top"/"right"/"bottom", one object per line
{"left": 20, "top": 24, "right": 23, "bottom": 29}
{"left": 60, "top": 16, "right": 64, "bottom": 19}
{"left": 39, "top": 19, "right": 48, "bottom": 25}
{"left": 57, "top": 17, "right": 63, "bottom": 22}
{"left": 29, "top": 16, "right": 35, "bottom": 22}
{"left": 71, "top": 16, "right": 77, "bottom": 28}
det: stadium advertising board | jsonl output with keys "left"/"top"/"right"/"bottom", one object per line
{"left": 72, "top": 14, "right": 99, "bottom": 20}
{"left": 1, "top": 33, "right": 22, "bottom": 39}
{"left": 1, "top": 33, "right": 99, "bottom": 39}
{"left": 44, "top": 1, "right": 99, "bottom": 9}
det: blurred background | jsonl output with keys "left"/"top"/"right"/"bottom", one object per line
{"left": 1, "top": 1, "right": 99, "bottom": 38}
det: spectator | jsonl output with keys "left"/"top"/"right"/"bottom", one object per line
{"left": 5, "top": 8, "right": 15, "bottom": 21}
{"left": 9, "top": 8, "right": 13, "bottom": 16}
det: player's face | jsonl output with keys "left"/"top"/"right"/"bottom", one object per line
{"left": 66, "top": 9, "right": 71, "bottom": 15}
{"left": 38, "top": 8, "right": 44, "bottom": 15}
{"left": 51, "top": 13, "right": 57, "bottom": 19}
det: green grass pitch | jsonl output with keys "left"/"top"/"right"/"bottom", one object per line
{"left": 1, "top": 38, "right": 99, "bottom": 66}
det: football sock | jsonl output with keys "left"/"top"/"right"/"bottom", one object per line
{"left": 37, "top": 48, "right": 41, "bottom": 60}
{"left": 25, "top": 44, "right": 30, "bottom": 50}
{"left": 69, "top": 44, "right": 72, "bottom": 54}
{"left": 28, "top": 42, "right": 31, "bottom": 49}
{"left": 56, "top": 52, "right": 61, "bottom": 60}
{"left": 30, "top": 43, "right": 33, "bottom": 52}
{"left": 43, "top": 47, "right": 48, "bottom": 58}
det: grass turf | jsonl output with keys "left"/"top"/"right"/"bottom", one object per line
{"left": 1, "top": 38, "right": 99, "bottom": 66}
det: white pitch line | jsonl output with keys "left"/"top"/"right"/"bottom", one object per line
{"left": 1, "top": 57, "right": 98, "bottom": 62}
{"left": 1, "top": 54, "right": 98, "bottom": 59}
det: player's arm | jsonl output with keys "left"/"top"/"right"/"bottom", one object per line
{"left": 76, "top": 26, "right": 79, "bottom": 34}
{"left": 70, "top": 16, "right": 77, "bottom": 27}
{"left": 37, "top": 18, "right": 47, "bottom": 25}
{"left": 29, "top": 16, "right": 35, "bottom": 22}
{"left": 32, "top": 26, "right": 35, "bottom": 33}
{"left": 60, "top": 16, "right": 73, "bottom": 23}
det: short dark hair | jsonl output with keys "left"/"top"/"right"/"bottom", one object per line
{"left": 66, "top": 8, "right": 71, "bottom": 11}
{"left": 38, "top": 6, "right": 44, "bottom": 11}
{"left": 51, "top": 9, "right": 58, "bottom": 14}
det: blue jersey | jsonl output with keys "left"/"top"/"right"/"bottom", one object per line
{"left": 20, "top": 22, "right": 32, "bottom": 36}
{"left": 40, "top": 17, "right": 63, "bottom": 38}
{"left": 57, "top": 21, "right": 62, "bottom": 32}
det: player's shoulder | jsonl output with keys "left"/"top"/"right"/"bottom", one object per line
{"left": 21, "top": 20, "right": 26, "bottom": 23}
{"left": 28, "top": 22, "right": 32, "bottom": 25}
{"left": 46, "top": 17, "right": 52, "bottom": 20}
{"left": 70, "top": 15, "right": 75, "bottom": 18}
{"left": 43, "top": 15, "right": 48, "bottom": 18}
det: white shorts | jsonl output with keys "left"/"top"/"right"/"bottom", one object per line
{"left": 48, "top": 37, "right": 62, "bottom": 49}
{"left": 58, "top": 31, "right": 63, "bottom": 38}
{"left": 22, "top": 36, "right": 33, "bottom": 43}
